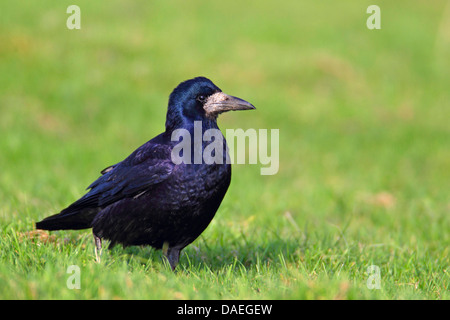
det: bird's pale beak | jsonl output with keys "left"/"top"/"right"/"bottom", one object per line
{"left": 203, "top": 92, "right": 255, "bottom": 118}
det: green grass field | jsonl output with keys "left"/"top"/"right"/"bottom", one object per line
{"left": 1, "top": 0, "right": 449, "bottom": 299}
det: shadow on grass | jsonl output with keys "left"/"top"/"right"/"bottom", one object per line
{"left": 108, "top": 234, "right": 309, "bottom": 272}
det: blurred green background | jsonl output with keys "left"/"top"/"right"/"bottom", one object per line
{"left": 0, "top": 0, "right": 449, "bottom": 299}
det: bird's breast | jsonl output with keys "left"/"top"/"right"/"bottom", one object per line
{"left": 151, "top": 161, "right": 229, "bottom": 211}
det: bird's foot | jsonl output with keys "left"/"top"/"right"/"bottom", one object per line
{"left": 162, "top": 242, "right": 180, "bottom": 271}
{"left": 93, "top": 233, "right": 102, "bottom": 263}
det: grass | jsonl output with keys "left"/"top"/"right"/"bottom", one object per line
{"left": 1, "top": 0, "right": 449, "bottom": 299}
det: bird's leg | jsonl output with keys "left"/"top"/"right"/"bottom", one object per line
{"left": 93, "top": 232, "right": 102, "bottom": 263}
{"left": 162, "top": 242, "right": 180, "bottom": 271}
{"left": 166, "top": 248, "right": 180, "bottom": 271}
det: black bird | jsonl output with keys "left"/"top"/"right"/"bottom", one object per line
{"left": 36, "top": 77, "right": 255, "bottom": 270}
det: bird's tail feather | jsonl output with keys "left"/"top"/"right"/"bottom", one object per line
{"left": 36, "top": 208, "right": 99, "bottom": 231}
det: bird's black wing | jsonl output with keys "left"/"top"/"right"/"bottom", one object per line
{"left": 36, "top": 141, "right": 174, "bottom": 230}
{"left": 79, "top": 141, "right": 174, "bottom": 208}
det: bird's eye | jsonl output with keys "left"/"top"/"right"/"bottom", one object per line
{"left": 196, "top": 95, "right": 207, "bottom": 103}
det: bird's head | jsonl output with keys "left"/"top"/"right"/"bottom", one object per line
{"left": 165, "top": 77, "right": 255, "bottom": 131}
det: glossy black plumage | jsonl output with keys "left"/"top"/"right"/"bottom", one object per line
{"left": 36, "top": 77, "right": 255, "bottom": 269}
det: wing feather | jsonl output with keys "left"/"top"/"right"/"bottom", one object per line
{"left": 64, "top": 141, "right": 174, "bottom": 212}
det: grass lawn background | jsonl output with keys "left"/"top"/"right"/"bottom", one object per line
{"left": 0, "top": 0, "right": 449, "bottom": 299}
